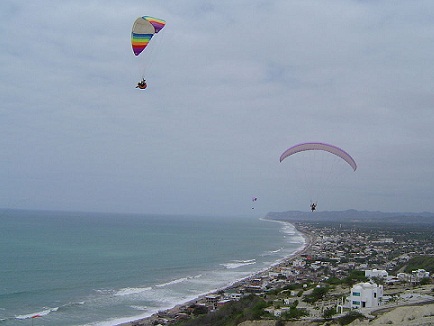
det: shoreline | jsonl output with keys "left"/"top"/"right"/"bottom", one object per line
{"left": 118, "top": 219, "right": 315, "bottom": 326}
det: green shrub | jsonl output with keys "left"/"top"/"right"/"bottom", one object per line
{"left": 323, "top": 306, "right": 336, "bottom": 319}
{"left": 281, "top": 307, "right": 309, "bottom": 320}
{"left": 303, "top": 286, "right": 329, "bottom": 304}
{"left": 337, "top": 311, "right": 365, "bottom": 325}
{"left": 420, "top": 277, "right": 431, "bottom": 285}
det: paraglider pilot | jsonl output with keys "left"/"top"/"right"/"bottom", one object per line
{"left": 310, "top": 202, "right": 317, "bottom": 212}
{"left": 136, "top": 78, "right": 147, "bottom": 89}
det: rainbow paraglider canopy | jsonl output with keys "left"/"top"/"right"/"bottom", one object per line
{"left": 131, "top": 16, "right": 166, "bottom": 56}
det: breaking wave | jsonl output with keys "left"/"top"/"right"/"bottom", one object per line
{"left": 221, "top": 259, "right": 256, "bottom": 269}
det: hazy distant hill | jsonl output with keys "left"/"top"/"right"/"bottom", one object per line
{"left": 265, "top": 209, "right": 434, "bottom": 225}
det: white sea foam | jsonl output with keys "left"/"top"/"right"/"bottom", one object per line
{"left": 129, "top": 305, "right": 148, "bottom": 311}
{"left": 94, "top": 288, "right": 115, "bottom": 295}
{"left": 221, "top": 259, "right": 256, "bottom": 269}
{"left": 288, "top": 240, "right": 304, "bottom": 244}
{"left": 156, "top": 277, "right": 188, "bottom": 287}
{"left": 115, "top": 287, "right": 152, "bottom": 296}
{"left": 260, "top": 247, "right": 285, "bottom": 257}
{"left": 235, "top": 259, "right": 256, "bottom": 263}
{"left": 155, "top": 273, "right": 203, "bottom": 288}
{"left": 15, "top": 307, "right": 58, "bottom": 320}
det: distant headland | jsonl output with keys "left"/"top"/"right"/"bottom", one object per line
{"left": 265, "top": 209, "right": 434, "bottom": 225}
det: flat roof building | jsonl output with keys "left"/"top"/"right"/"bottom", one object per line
{"left": 348, "top": 282, "right": 383, "bottom": 309}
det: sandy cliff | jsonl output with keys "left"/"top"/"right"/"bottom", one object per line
{"left": 349, "top": 303, "right": 434, "bottom": 326}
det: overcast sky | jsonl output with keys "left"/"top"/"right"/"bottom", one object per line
{"left": 1, "top": 1, "right": 434, "bottom": 216}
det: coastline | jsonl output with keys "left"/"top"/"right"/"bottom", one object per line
{"left": 118, "top": 219, "right": 314, "bottom": 326}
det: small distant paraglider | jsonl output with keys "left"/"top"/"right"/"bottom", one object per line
{"left": 251, "top": 197, "right": 258, "bottom": 209}
{"left": 310, "top": 202, "right": 317, "bottom": 212}
{"left": 131, "top": 16, "right": 166, "bottom": 89}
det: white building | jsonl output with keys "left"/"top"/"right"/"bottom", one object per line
{"left": 372, "top": 237, "right": 393, "bottom": 243}
{"left": 397, "top": 269, "right": 430, "bottom": 284}
{"left": 398, "top": 272, "right": 415, "bottom": 283}
{"left": 348, "top": 282, "right": 383, "bottom": 309}
{"left": 280, "top": 267, "right": 299, "bottom": 278}
{"left": 228, "top": 293, "right": 242, "bottom": 301}
{"left": 205, "top": 294, "right": 220, "bottom": 308}
{"left": 412, "top": 269, "right": 430, "bottom": 280}
{"left": 365, "top": 269, "right": 388, "bottom": 279}
{"left": 293, "top": 259, "right": 306, "bottom": 268}
{"left": 268, "top": 271, "right": 280, "bottom": 278}
{"left": 264, "top": 307, "right": 290, "bottom": 317}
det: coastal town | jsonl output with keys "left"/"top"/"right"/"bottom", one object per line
{"left": 123, "top": 215, "right": 434, "bottom": 326}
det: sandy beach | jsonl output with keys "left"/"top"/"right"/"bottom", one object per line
{"left": 117, "top": 222, "right": 315, "bottom": 326}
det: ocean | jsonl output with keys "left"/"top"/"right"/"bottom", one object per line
{"left": 0, "top": 209, "right": 305, "bottom": 326}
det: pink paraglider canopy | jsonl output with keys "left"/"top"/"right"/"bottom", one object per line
{"left": 279, "top": 142, "right": 357, "bottom": 171}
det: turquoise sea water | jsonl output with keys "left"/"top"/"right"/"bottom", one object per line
{"left": 0, "top": 210, "right": 305, "bottom": 326}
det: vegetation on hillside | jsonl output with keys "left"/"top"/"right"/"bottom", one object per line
{"left": 337, "top": 311, "right": 365, "bottom": 325}
{"left": 404, "top": 255, "right": 434, "bottom": 273}
{"left": 175, "top": 295, "right": 268, "bottom": 326}
{"left": 303, "top": 286, "right": 329, "bottom": 303}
